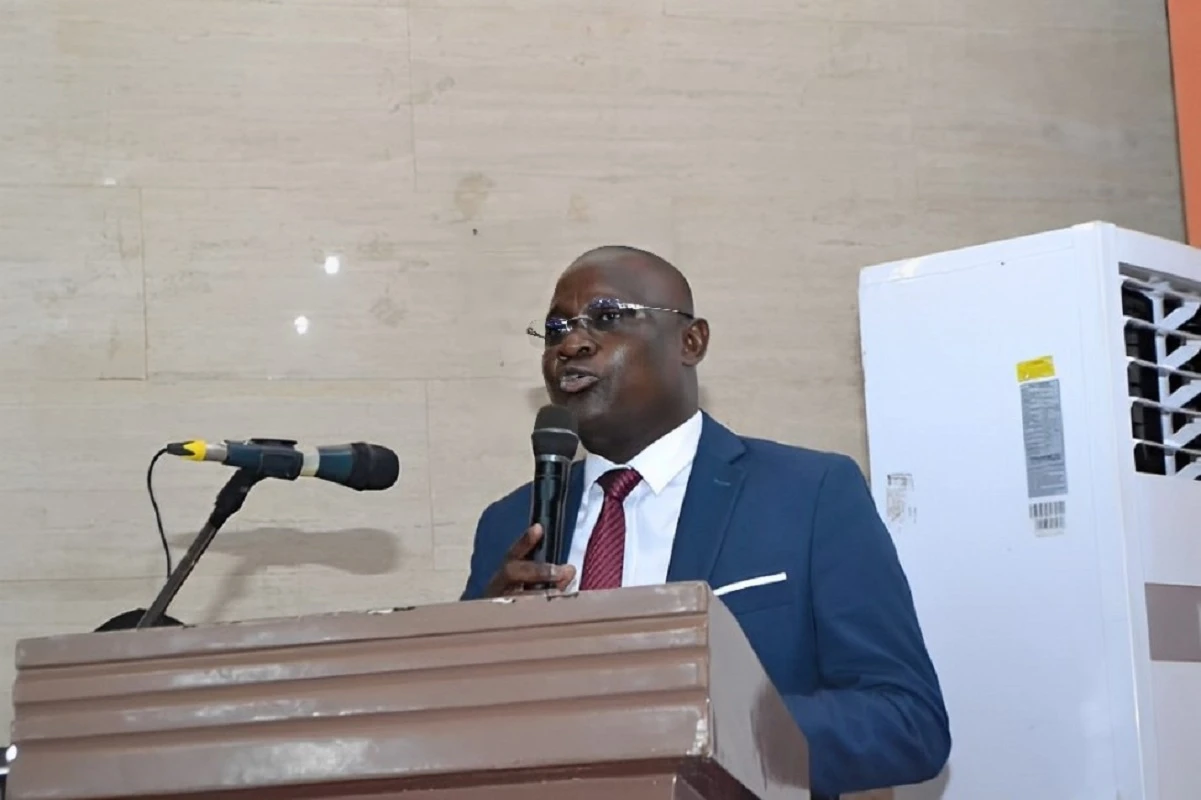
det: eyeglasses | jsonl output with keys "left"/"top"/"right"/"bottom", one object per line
{"left": 527, "top": 297, "right": 694, "bottom": 348}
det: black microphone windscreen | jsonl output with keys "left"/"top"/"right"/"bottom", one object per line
{"left": 532, "top": 404, "right": 579, "bottom": 458}
{"left": 349, "top": 443, "right": 401, "bottom": 491}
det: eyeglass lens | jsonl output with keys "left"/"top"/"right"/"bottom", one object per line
{"left": 542, "top": 298, "right": 632, "bottom": 342}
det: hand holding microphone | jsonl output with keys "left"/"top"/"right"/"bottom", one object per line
{"left": 483, "top": 523, "right": 575, "bottom": 596}
{"left": 483, "top": 404, "right": 579, "bottom": 597}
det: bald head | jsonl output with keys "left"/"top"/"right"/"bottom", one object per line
{"left": 564, "top": 245, "right": 694, "bottom": 315}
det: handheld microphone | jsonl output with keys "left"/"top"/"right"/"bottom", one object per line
{"left": 165, "top": 438, "right": 400, "bottom": 491}
{"left": 529, "top": 405, "right": 579, "bottom": 570}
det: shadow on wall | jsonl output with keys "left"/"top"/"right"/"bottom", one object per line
{"left": 168, "top": 525, "right": 402, "bottom": 622}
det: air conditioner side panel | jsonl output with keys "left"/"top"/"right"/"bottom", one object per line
{"left": 859, "top": 227, "right": 1135, "bottom": 799}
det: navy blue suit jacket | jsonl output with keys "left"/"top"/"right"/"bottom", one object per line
{"left": 461, "top": 414, "right": 950, "bottom": 796}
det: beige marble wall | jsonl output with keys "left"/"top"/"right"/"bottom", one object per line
{"left": 0, "top": 0, "right": 1184, "bottom": 739}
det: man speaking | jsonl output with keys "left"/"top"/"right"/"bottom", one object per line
{"left": 460, "top": 245, "right": 950, "bottom": 798}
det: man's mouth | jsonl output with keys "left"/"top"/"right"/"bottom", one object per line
{"left": 557, "top": 369, "right": 600, "bottom": 394}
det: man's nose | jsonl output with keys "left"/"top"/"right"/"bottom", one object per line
{"left": 556, "top": 325, "right": 596, "bottom": 359}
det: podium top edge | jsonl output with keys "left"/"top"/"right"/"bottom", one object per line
{"left": 15, "top": 581, "right": 717, "bottom": 669}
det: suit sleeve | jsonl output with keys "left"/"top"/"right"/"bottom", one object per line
{"left": 784, "top": 455, "right": 951, "bottom": 795}
{"left": 459, "top": 502, "right": 499, "bottom": 602}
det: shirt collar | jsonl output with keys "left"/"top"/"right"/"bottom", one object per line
{"left": 582, "top": 410, "right": 703, "bottom": 495}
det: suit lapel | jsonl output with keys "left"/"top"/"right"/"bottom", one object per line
{"left": 666, "top": 414, "right": 747, "bottom": 583}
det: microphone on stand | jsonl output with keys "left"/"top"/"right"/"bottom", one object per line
{"left": 528, "top": 405, "right": 579, "bottom": 577}
{"left": 137, "top": 437, "right": 401, "bottom": 629}
{"left": 165, "top": 439, "right": 400, "bottom": 491}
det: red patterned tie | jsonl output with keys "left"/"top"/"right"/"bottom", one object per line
{"left": 579, "top": 468, "right": 643, "bottom": 591}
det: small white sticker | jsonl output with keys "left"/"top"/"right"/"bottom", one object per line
{"left": 885, "top": 472, "right": 917, "bottom": 527}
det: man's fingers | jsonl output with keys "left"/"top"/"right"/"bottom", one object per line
{"left": 506, "top": 524, "right": 543, "bottom": 558}
{"left": 483, "top": 527, "right": 574, "bottom": 597}
{"left": 485, "top": 560, "right": 573, "bottom": 597}
{"left": 504, "top": 560, "right": 564, "bottom": 587}
{"left": 555, "top": 564, "right": 577, "bottom": 591}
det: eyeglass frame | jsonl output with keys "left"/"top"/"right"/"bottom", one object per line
{"left": 527, "top": 297, "right": 696, "bottom": 346}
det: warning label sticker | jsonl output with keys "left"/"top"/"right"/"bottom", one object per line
{"left": 1020, "top": 378, "right": 1069, "bottom": 499}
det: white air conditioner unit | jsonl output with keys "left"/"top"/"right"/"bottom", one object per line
{"left": 857, "top": 222, "right": 1201, "bottom": 800}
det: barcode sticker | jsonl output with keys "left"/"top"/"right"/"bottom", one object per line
{"left": 1029, "top": 499, "right": 1067, "bottom": 536}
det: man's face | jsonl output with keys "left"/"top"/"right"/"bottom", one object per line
{"left": 537, "top": 262, "right": 680, "bottom": 443}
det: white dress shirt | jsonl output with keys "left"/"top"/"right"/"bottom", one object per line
{"left": 565, "top": 410, "right": 703, "bottom": 592}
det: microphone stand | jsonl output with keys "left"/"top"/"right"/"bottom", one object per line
{"left": 136, "top": 468, "right": 263, "bottom": 629}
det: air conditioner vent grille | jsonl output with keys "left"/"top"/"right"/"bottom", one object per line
{"left": 1120, "top": 262, "right": 1201, "bottom": 480}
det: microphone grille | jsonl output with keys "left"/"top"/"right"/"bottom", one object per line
{"left": 349, "top": 443, "right": 401, "bottom": 491}
{"left": 532, "top": 404, "right": 579, "bottom": 458}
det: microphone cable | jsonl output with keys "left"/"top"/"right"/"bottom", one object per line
{"left": 145, "top": 447, "right": 173, "bottom": 580}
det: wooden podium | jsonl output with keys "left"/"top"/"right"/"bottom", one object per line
{"left": 6, "top": 582, "right": 810, "bottom": 799}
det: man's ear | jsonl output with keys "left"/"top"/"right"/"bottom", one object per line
{"left": 681, "top": 318, "right": 709, "bottom": 367}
